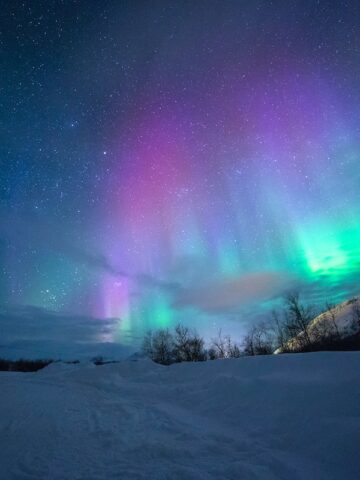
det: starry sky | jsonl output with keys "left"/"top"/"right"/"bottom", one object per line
{"left": 1, "top": 1, "right": 360, "bottom": 350}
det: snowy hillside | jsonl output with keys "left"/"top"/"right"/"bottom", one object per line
{"left": 1, "top": 353, "right": 360, "bottom": 479}
{"left": 275, "top": 296, "right": 360, "bottom": 353}
{"left": 309, "top": 296, "right": 360, "bottom": 333}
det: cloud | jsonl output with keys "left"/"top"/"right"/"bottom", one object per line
{"left": 173, "top": 271, "right": 296, "bottom": 314}
{"left": 0, "top": 305, "right": 135, "bottom": 360}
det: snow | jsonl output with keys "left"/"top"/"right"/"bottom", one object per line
{"left": 1, "top": 352, "right": 360, "bottom": 479}
{"left": 309, "top": 296, "right": 359, "bottom": 333}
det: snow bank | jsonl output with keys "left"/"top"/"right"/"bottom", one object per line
{"left": 0, "top": 352, "right": 359, "bottom": 479}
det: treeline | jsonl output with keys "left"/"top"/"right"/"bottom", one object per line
{"left": 142, "top": 293, "right": 360, "bottom": 365}
{"left": 142, "top": 324, "right": 242, "bottom": 365}
{"left": 264, "top": 293, "right": 360, "bottom": 354}
{"left": 0, "top": 358, "right": 53, "bottom": 372}
{"left": 240, "top": 293, "right": 360, "bottom": 354}
{"left": 243, "top": 292, "right": 316, "bottom": 355}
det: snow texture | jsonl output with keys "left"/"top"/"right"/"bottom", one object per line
{"left": 1, "top": 352, "right": 359, "bottom": 479}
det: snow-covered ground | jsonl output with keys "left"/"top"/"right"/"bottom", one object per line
{"left": 1, "top": 352, "right": 359, "bottom": 480}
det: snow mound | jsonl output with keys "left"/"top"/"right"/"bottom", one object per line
{"left": 0, "top": 353, "right": 359, "bottom": 479}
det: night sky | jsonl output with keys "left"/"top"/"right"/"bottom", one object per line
{"left": 1, "top": 1, "right": 360, "bottom": 351}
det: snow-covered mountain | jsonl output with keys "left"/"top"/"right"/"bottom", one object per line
{"left": 1, "top": 353, "right": 360, "bottom": 479}
{"left": 276, "top": 295, "right": 360, "bottom": 353}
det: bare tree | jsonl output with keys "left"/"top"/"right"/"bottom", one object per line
{"left": 188, "top": 334, "right": 207, "bottom": 361}
{"left": 257, "top": 321, "right": 275, "bottom": 354}
{"left": 210, "top": 329, "right": 228, "bottom": 359}
{"left": 142, "top": 329, "right": 174, "bottom": 365}
{"left": 210, "top": 330, "right": 242, "bottom": 358}
{"left": 226, "top": 336, "right": 242, "bottom": 358}
{"left": 242, "top": 320, "right": 275, "bottom": 356}
{"left": 243, "top": 327, "right": 256, "bottom": 356}
{"left": 173, "top": 324, "right": 206, "bottom": 362}
{"left": 283, "top": 292, "right": 313, "bottom": 349}
{"left": 270, "top": 310, "right": 286, "bottom": 351}
{"left": 173, "top": 324, "right": 192, "bottom": 362}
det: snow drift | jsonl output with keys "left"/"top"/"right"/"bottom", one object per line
{"left": 0, "top": 352, "right": 359, "bottom": 479}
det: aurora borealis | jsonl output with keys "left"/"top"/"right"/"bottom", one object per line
{"left": 1, "top": 1, "right": 360, "bottom": 348}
